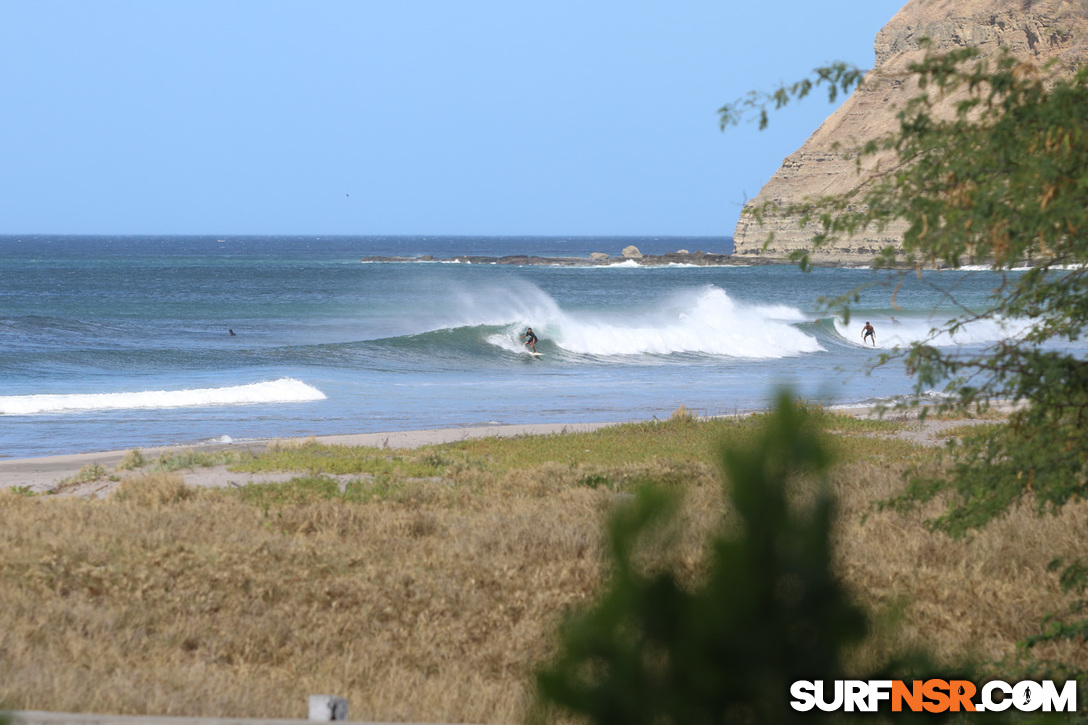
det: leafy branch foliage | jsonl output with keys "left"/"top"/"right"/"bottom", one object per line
{"left": 721, "top": 46, "right": 1088, "bottom": 651}
{"left": 531, "top": 396, "right": 946, "bottom": 724}
{"left": 718, "top": 62, "right": 866, "bottom": 131}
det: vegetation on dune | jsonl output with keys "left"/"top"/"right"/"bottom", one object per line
{"left": 534, "top": 396, "right": 899, "bottom": 724}
{"left": 1, "top": 409, "right": 1086, "bottom": 721}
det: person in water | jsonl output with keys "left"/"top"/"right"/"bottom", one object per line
{"left": 861, "top": 321, "right": 876, "bottom": 346}
{"left": 520, "top": 327, "right": 538, "bottom": 352}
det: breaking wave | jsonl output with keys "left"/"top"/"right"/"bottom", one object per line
{"left": 480, "top": 284, "right": 823, "bottom": 358}
{"left": 0, "top": 378, "right": 326, "bottom": 416}
{"left": 832, "top": 315, "right": 1033, "bottom": 349}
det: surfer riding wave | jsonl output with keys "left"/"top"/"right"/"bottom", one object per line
{"left": 520, "top": 327, "right": 538, "bottom": 353}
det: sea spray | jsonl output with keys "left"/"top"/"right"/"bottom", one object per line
{"left": 510, "top": 286, "right": 824, "bottom": 358}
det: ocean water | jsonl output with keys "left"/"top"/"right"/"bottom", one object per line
{"left": 0, "top": 235, "right": 1028, "bottom": 459}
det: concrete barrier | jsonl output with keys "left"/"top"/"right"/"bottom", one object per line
{"left": 307, "top": 697, "right": 347, "bottom": 722}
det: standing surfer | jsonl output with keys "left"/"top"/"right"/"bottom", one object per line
{"left": 520, "top": 327, "right": 538, "bottom": 353}
{"left": 861, "top": 321, "right": 876, "bottom": 346}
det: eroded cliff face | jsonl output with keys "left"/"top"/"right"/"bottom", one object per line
{"left": 732, "top": 0, "right": 1088, "bottom": 263}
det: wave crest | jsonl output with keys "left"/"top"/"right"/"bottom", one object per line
{"left": 832, "top": 315, "right": 1032, "bottom": 349}
{"left": 0, "top": 378, "right": 326, "bottom": 416}
{"left": 485, "top": 286, "right": 822, "bottom": 358}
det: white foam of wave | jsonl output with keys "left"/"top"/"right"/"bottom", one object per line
{"left": 568, "top": 262, "right": 745, "bottom": 269}
{"left": 830, "top": 389, "right": 955, "bottom": 411}
{"left": 0, "top": 378, "right": 326, "bottom": 416}
{"left": 489, "top": 334, "right": 542, "bottom": 355}
{"left": 956, "top": 264, "right": 1035, "bottom": 272}
{"left": 833, "top": 315, "right": 1032, "bottom": 349}
{"left": 487, "top": 285, "right": 821, "bottom": 358}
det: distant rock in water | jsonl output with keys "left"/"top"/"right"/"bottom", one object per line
{"left": 358, "top": 247, "right": 763, "bottom": 267}
{"left": 733, "top": 0, "right": 1088, "bottom": 264}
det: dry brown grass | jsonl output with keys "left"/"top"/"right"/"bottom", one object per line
{"left": 832, "top": 458, "right": 1088, "bottom": 674}
{"left": 0, "top": 460, "right": 722, "bottom": 723}
{"left": 1, "top": 420, "right": 1085, "bottom": 722}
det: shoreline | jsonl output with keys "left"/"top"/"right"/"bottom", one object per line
{"left": 0, "top": 405, "right": 977, "bottom": 497}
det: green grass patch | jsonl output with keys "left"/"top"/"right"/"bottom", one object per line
{"left": 224, "top": 474, "right": 412, "bottom": 507}
{"left": 149, "top": 449, "right": 246, "bottom": 472}
{"left": 57, "top": 462, "right": 117, "bottom": 487}
{"left": 434, "top": 412, "right": 915, "bottom": 470}
{"left": 115, "top": 449, "right": 147, "bottom": 471}
{"left": 435, "top": 417, "right": 742, "bottom": 470}
{"left": 936, "top": 421, "right": 1005, "bottom": 441}
{"left": 208, "top": 412, "right": 929, "bottom": 510}
{"left": 228, "top": 441, "right": 447, "bottom": 478}
{"left": 115, "top": 448, "right": 247, "bottom": 474}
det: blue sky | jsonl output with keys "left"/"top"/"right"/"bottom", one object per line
{"left": 1, "top": 1, "right": 906, "bottom": 236}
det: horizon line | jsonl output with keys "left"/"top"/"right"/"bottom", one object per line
{"left": 0, "top": 232, "right": 735, "bottom": 239}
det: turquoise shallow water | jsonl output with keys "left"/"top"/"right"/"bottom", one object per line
{"left": 0, "top": 235, "right": 1023, "bottom": 458}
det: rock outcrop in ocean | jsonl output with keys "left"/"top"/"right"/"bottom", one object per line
{"left": 732, "top": 0, "right": 1088, "bottom": 264}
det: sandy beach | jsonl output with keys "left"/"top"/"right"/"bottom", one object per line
{"left": 0, "top": 407, "right": 976, "bottom": 499}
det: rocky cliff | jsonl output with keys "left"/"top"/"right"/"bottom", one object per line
{"left": 732, "top": 0, "right": 1088, "bottom": 263}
